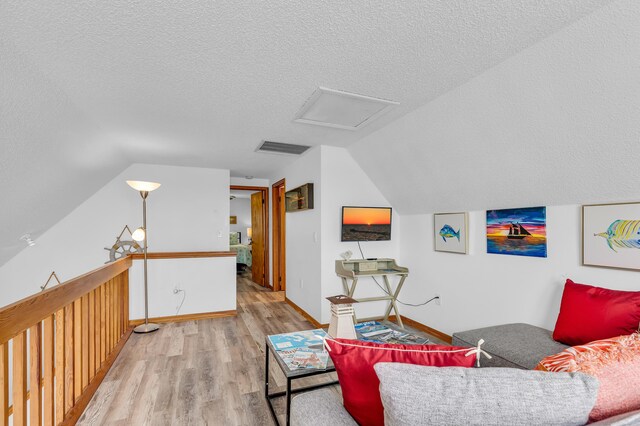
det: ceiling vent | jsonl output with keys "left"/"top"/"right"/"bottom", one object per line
{"left": 294, "top": 87, "right": 399, "bottom": 131}
{"left": 256, "top": 140, "right": 311, "bottom": 156}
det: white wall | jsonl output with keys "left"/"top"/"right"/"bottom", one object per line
{"left": 230, "top": 177, "right": 270, "bottom": 187}
{"left": 269, "top": 147, "right": 323, "bottom": 320}
{"left": 269, "top": 145, "right": 401, "bottom": 324}
{"left": 0, "top": 163, "right": 233, "bottom": 314}
{"left": 398, "top": 206, "right": 640, "bottom": 336}
{"left": 349, "top": 1, "right": 640, "bottom": 215}
{"left": 129, "top": 257, "right": 236, "bottom": 319}
{"left": 230, "top": 197, "right": 252, "bottom": 244}
{"left": 319, "top": 145, "right": 400, "bottom": 324}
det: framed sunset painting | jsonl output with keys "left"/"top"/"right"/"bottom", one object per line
{"left": 583, "top": 202, "right": 640, "bottom": 271}
{"left": 486, "top": 207, "right": 547, "bottom": 258}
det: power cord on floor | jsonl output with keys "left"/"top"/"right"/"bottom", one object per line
{"left": 356, "top": 241, "right": 439, "bottom": 307}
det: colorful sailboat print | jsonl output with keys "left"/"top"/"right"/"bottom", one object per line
{"left": 486, "top": 207, "right": 547, "bottom": 258}
{"left": 594, "top": 220, "right": 640, "bottom": 252}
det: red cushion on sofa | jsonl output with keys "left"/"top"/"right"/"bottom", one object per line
{"left": 324, "top": 338, "right": 477, "bottom": 426}
{"left": 553, "top": 279, "right": 640, "bottom": 346}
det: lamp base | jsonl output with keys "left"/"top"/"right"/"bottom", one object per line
{"left": 133, "top": 323, "right": 160, "bottom": 334}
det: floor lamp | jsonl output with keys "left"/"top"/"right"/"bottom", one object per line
{"left": 127, "top": 180, "right": 161, "bottom": 334}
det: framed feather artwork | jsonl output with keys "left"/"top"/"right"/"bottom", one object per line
{"left": 583, "top": 202, "right": 640, "bottom": 271}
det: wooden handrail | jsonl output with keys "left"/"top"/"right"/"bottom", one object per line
{"left": 0, "top": 257, "right": 131, "bottom": 346}
{"left": 0, "top": 257, "right": 133, "bottom": 425}
{"left": 130, "top": 251, "right": 236, "bottom": 260}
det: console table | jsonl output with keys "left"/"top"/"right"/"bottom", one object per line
{"left": 335, "top": 258, "right": 409, "bottom": 328}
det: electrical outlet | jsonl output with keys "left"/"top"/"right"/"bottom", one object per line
{"left": 300, "top": 279, "right": 304, "bottom": 289}
{"left": 435, "top": 294, "right": 441, "bottom": 306}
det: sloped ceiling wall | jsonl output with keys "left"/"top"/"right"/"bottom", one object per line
{"left": 0, "top": 0, "right": 615, "bottom": 266}
{"left": 349, "top": 1, "right": 640, "bottom": 214}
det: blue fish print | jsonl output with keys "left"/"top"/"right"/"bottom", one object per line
{"left": 439, "top": 224, "right": 460, "bottom": 242}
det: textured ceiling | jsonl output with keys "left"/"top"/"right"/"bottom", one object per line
{"left": 0, "top": 0, "right": 612, "bottom": 265}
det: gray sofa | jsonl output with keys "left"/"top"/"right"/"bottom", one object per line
{"left": 290, "top": 323, "right": 640, "bottom": 425}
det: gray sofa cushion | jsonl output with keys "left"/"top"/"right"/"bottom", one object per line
{"left": 375, "top": 363, "right": 599, "bottom": 426}
{"left": 290, "top": 388, "right": 357, "bottom": 426}
{"left": 452, "top": 323, "right": 569, "bottom": 369}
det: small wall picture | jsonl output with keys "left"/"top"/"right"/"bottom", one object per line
{"left": 285, "top": 183, "right": 314, "bottom": 212}
{"left": 583, "top": 202, "right": 640, "bottom": 270}
{"left": 486, "top": 207, "right": 547, "bottom": 258}
{"left": 230, "top": 216, "right": 237, "bottom": 224}
{"left": 434, "top": 212, "right": 468, "bottom": 254}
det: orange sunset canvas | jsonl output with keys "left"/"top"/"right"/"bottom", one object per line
{"left": 342, "top": 207, "right": 392, "bottom": 241}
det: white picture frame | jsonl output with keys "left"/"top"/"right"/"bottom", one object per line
{"left": 434, "top": 212, "right": 468, "bottom": 254}
{"left": 583, "top": 202, "right": 640, "bottom": 271}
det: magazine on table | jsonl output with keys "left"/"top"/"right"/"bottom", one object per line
{"left": 268, "top": 329, "right": 327, "bottom": 351}
{"left": 355, "top": 321, "right": 430, "bottom": 345}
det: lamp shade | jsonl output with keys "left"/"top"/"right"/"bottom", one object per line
{"left": 247, "top": 227, "right": 253, "bottom": 238}
{"left": 126, "top": 180, "right": 161, "bottom": 192}
{"left": 132, "top": 227, "right": 146, "bottom": 242}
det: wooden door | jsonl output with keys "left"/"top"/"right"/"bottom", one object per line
{"left": 272, "top": 179, "right": 286, "bottom": 292}
{"left": 251, "top": 191, "right": 266, "bottom": 286}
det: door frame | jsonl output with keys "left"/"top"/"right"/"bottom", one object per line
{"left": 272, "top": 179, "right": 286, "bottom": 292}
{"left": 230, "top": 185, "right": 270, "bottom": 288}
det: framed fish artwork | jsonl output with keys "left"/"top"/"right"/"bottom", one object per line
{"left": 434, "top": 212, "right": 468, "bottom": 254}
{"left": 486, "top": 207, "right": 547, "bottom": 258}
{"left": 583, "top": 202, "right": 640, "bottom": 271}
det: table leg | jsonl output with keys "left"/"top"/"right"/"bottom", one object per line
{"left": 286, "top": 377, "right": 292, "bottom": 426}
{"left": 265, "top": 342, "right": 270, "bottom": 399}
{"left": 382, "top": 275, "right": 407, "bottom": 328}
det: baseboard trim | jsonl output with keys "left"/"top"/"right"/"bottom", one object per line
{"left": 284, "top": 297, "right": 329, "bottom": 328}
{"left": 388, "top": 315, "right": 452, "bottom": 344}
{"left": 129, "top": 310, "right": 237, "bottom": 326}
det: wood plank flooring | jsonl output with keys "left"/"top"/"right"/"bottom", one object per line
{"left": 77, "top": 272, "right": 439, "bottom": 425}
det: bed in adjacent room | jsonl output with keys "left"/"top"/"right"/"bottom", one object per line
{"left": 230, "top": 232, "right": 252, "bottom": 272}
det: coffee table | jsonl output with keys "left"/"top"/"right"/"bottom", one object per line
{"left": 265, "top": 322, "right": 431, "bottom": 425}
{"left": 264, "top": 333, "right": 338, "bottom": 426}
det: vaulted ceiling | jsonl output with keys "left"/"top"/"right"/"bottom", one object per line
{"left": 1, "top": 1, "right": 614, "bottom": 265}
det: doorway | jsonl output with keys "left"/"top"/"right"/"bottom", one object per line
{"left": 272, "top": 179, "right": 286, "bottom": 292}
{"left": 230, "top": 185, "right": 270, "bottom": 288}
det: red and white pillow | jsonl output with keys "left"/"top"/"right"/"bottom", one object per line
{"left": 324, "top": 338, "right": 478, "bottom": 426}
{"left": 537, "top": 332, "right": 640, "bottom": 422}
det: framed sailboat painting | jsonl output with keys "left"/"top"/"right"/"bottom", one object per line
{"left": 486, "top": 207, "right": 547, "bottom": 258}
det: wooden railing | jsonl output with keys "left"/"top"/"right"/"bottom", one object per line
{"left": 0, "top": 257, "right": 133, "bottom": 425}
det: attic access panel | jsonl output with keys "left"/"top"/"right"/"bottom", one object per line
{"left": 294, "top": 87, "right": 399, "bottom": 131}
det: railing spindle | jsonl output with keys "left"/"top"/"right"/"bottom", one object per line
{"left": 12, "top": 331, "right": 27, "bottom": 425}
{"left": 81, "top": 295, "right": 89, "bottom": 390}
{"left": 89, "top": 291, "right": 95, "bottom": 380}
{"left": 29, "top": 323, "right": 42, "bottom": 425}
{"left": 55, "top": 308, "right": 65, "bottom": 424}
{"left": 64, "top": 304, "right": 74, "bottom": 413}
{"left": 0, "top": 343, "right": 8, "bottom": 426}
{"left": 43, "top": 315, "right": 55, "bottom": 426}
{"left": 100, "top": 285, "right": 106, "bottom": 364}
{"left": 73, "top": 299, "right": 82, "bottom": 401}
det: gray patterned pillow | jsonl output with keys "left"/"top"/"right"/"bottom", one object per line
{"left": 374, "top": 363, "right": 598, "bottom": 426}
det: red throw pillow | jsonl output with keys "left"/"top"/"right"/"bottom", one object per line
{"left": 553, "top": 279, "right": 640, "bottom": 346}
{"left": 325, "top": 338, "right": 477, "bottom": 426}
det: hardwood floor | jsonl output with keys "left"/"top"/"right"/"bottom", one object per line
{"left": 77, "top": 272, "right": 439, "bottom": 425}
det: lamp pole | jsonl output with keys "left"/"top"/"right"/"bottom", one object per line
{"left": 127, "top": 180, "right": 161, "bottom": 334}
